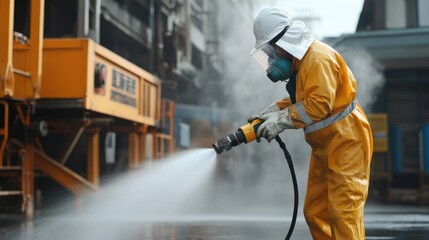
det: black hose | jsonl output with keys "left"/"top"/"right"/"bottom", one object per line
{"left": 274, "top": 135, "right": 298, "bottom": 240}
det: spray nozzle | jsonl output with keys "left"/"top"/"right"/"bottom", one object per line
{"left": 212, "top": 130, "right": 245, "bottom": 154}
{"left": 212, "top": 136, "right": 231, "bottom": 154}
{"left": 212, "top": 119, "right": 263, "bottom": 155}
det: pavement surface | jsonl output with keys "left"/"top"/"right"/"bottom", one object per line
{"left": 1, "top": 202, "right": 429, "bottom": 239}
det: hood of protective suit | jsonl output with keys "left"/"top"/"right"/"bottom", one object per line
{"left": 251, "top": 7, "right": 314, "bottom": 60}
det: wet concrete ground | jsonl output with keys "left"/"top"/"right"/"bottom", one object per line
{"left": 363, "top": 203, "right": 429, "bottom": 240}
{"left": 1, "top": 203, "right": 429, "bottom": 239}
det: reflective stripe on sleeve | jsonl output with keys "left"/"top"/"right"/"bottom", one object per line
{"left": 304, "top": 99, "right": 358, "bottom": 134}
{"left": 295, "top": 101, "right": 314, "bottom": 126}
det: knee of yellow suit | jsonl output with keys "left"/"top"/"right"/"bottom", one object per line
{"left": 329, "top": 206, "right": 364, "bottom": 222}
{"left": 303, "top": 204, "right": 323, "bottom": 224}
{"left": 303, "top": 205, "right": 311, "bottom": 220}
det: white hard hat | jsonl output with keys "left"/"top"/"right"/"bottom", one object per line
{"left": 251, "top": 7, "right": 314, "bottom": 60}
{"left": 253, "top": 8, "right": 292, "bottom": 49}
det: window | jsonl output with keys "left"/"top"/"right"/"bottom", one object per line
{"left": 191, "top": 44, "right": 203, "bottom": 69}
{"left": 418, "top": 0, "right": 429, "bottom": 26}
{"left": 386, "top": 0, "right": 407, "bottom": 29}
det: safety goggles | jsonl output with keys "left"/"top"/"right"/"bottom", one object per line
{"left": 250, "top": 26, "right": 290, "bottom": 72}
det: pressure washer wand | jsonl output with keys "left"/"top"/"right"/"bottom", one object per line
{"left": 212, "top": 119, "right": 263, "bottom": 154}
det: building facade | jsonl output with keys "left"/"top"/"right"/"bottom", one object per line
{"left": 329, "top": 0, "right": 429, "bottom": 203}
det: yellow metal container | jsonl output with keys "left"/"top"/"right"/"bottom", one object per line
{"left": 12, "top": 38, "right": 160, "bottom": 126}
{"left": 367, "top": 113, "right": 388, "bottom": 153}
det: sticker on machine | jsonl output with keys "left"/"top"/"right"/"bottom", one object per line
{"left": 94, "top": 62, "right": 107, "bottom": 96}
{"left": 110, "top": 68, "right": 137, "bottom": 108}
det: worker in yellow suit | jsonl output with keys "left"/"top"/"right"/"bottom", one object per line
{"left": 248, "top": 8, "right": 373, "bottom": 239}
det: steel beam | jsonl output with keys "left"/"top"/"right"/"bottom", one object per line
{"left": 33, "top": 148, "right": 98, "bottom": 194}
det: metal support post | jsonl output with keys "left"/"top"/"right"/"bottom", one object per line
{"left": 129, "top": 132, "right": 139, "bottom": 168}
{"left": 0, "top": 0, "right": 15, "bottom": 96}
{"left": 87, "top": 129, "right": 100, "bottom": 186}
{"left": 29, "top": 0, "right": 45, "bottom": 98}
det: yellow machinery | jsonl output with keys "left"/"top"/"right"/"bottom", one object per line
{"left": 13, "top": 38, "right": 160, "bottom": 125}
{"left": 0, "top": 0, "right": 175, "bottom": 218}
{"left": 367, "top": 113, "right": 391, "bottom": 200}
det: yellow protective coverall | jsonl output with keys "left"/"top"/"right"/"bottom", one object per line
{"left": 276, "top": 40, "right": 373, "bottom": 239}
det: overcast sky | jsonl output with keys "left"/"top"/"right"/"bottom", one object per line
{"left": 254, "top": 0, "right": 365, "bottom": 38}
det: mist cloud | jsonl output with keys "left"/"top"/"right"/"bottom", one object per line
{"left": 214, "top": 2, "right": 311, "bottom": 213}
{"left": 337, "top": 46, "right": 385, "bottom": 111}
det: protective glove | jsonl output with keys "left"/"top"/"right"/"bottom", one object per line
{"left": 247, "top": 101, "right": 282, "bottom": 123}
{"left": 255, "top": 108, "right": 295, "bottom": 142}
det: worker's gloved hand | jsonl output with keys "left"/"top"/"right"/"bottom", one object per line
{"left": 256, "top": 108, "right": 295, "bottom": 142}
{"left": 248, "top": 101, "right": 282, "bottom": 143}
{"left": 247, "top": 101, "right": 281, "bottom": 123}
